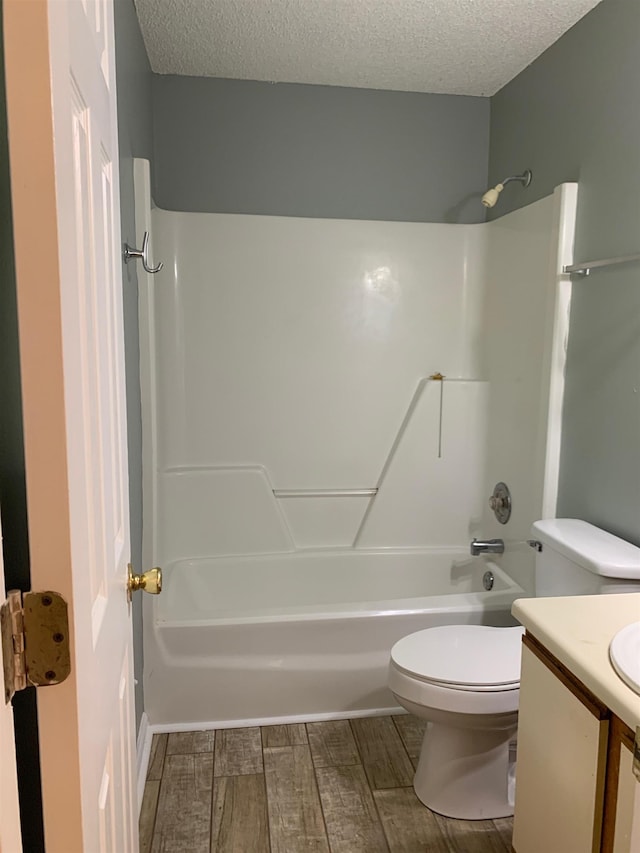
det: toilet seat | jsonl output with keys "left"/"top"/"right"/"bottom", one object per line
{"left": 390, "top": 625, "right": 524, "bottom": 692}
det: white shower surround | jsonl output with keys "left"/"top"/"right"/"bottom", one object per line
{"left": 135, "top": 159, "right": 577, "bottom": 726}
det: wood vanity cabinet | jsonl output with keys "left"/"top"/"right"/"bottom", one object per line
{"left": 603, "top": 717, "right": 640, "bottom": 853}
{"left": 512, "top": 634, "right": 639, "bottom": 853}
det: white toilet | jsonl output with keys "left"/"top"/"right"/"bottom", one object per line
{"left": 388, "top": 518, "right": 640, "bottom": 820}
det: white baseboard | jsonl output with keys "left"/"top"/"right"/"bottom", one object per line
{"left": 146, "top": 705, "right": 406, "bottom": 736}
{"left": 136, "top": 712, "right": 153, "bottom": 816}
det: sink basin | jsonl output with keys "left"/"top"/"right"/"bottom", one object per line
{"left": 609, "top": 622, "right": 640, "bottom": 695}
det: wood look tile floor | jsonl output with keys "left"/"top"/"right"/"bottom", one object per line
{"left": 140, "top": 715, "right": 513, "bottom": 853}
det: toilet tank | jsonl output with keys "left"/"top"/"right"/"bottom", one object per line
{"left": 532, "top": 519, "right": 640, "bottom": 597}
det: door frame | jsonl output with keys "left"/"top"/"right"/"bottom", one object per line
{"left": 0, "top": 2, "right": 46, "bottom": 847}
{"left": 4, "top": 3, "right": 84, "bottom": 843}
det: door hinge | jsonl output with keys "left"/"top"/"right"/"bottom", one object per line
{"left": 1, "top": 590, "right": 71, "bottom": 704}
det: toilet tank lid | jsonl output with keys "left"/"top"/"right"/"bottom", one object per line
{"left": 532, "top": 519, "right": 640, "bottom": 579}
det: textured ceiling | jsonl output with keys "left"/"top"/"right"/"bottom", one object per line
{"left": 135, "top": 0, "right": 602, "bottom": 97}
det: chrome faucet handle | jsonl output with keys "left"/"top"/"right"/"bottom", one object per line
{"left": 489, "top": 482, "right": 512, "bottom": 524}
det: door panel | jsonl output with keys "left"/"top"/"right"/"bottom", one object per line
{"left": 513, "top": 645, "right": 607, "bottom": 853}
{"left": 4, "top": 1, "right": 137, "bottom": 850}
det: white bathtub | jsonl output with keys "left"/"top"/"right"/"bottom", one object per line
{"left": 145, "top": 549, "right": 525, "bottom": 727}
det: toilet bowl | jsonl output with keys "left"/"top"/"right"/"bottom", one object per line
{"left": 389, "top": 624, "right": 524, "bottom": 820}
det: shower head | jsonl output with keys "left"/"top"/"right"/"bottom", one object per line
{"left": 481, "top": 184, "right": 503, "bottom": 208}
{"left": 482, "top": 170, "right": 532, "bottom": 208}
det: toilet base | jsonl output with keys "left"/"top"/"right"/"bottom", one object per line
{"left": 413, "top": 721, "right": 517, "bottom": 820}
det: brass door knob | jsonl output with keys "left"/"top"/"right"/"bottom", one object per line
{"left": 127, "top": 565, "right": 162, "bottom": 600}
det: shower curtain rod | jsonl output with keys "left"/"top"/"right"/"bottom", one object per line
{"left": 563, "top": 251, "right": 640, "bottom": 276}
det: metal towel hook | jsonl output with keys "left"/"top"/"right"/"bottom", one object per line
{"left": 123, "top": 231, "right": 163, "bottom": 274}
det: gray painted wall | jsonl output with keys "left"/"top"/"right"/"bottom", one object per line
{"left": 489, "top": 0, "right": 640, "bottom": 543}
{"left": 151, "top": 76, "right": 490, "bottom": 223}
{"left": 114, "top": 0, "right": 154, "bottom": 731}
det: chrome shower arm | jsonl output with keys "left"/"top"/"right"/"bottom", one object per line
{"left": 502, "top": 170, "right": 532, "bottom": 188}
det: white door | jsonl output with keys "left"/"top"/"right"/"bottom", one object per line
{"left": 0, "top": 518, "right": 22, "bottom": 853}
{"left": 4, "top": 1, "right": 138, "bottom": 851}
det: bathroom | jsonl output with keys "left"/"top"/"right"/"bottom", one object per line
{"left": 110, "top": 0, "right": 640, "bottom": 847}
{"left": 3, "top": 0, "right": 634, "bottom": 850}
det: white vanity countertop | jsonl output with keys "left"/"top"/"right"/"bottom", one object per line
{"left": 512, "top": 593, "right": 640, "bottom": 730}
